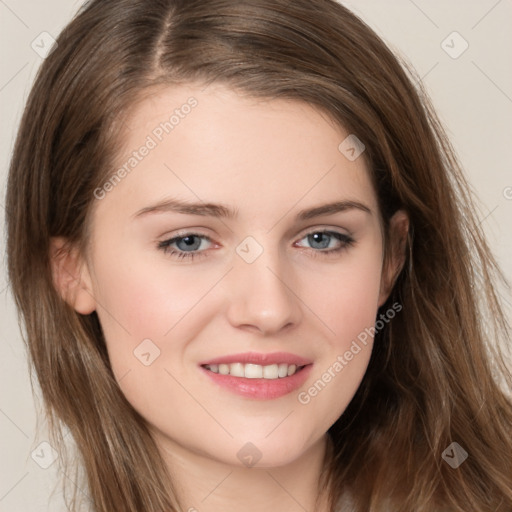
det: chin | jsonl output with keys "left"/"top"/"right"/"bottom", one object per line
{"left": 224, "top": 432, "right": 318, "bottom": 469}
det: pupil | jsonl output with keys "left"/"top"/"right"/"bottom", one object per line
{"left": 177, "top": 235, "right": 201, "bottom": 251}
{"left": 311, "top": 232, "right": 328, "bottom": 249}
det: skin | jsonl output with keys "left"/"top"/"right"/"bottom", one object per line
{"left": 51, "top": 82, "right": 408, "bottom": 512}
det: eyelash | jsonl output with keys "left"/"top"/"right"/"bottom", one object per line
{"left": 157, "top": 230, "right": 355, "bottom": 261}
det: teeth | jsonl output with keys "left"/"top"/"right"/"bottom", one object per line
{"left": 205, "top": 362, "right": 303, "bottom": 379}
{"left": 230, "top": 362, "right": 245, "bottom": 377}
{"left": 262, "top": 364, "right": 279, "bottom": 379}
{"left": 278, "top": 363, "right": 288, "bottom": 378}
{"left": 245, "top": 363, "right": 263, "bottom": 379}
{"left": 287, "top": 364, "right": 297, "bottom": 376}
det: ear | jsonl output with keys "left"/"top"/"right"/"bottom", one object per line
{"left": 378, "top": 210, "right": 409, "bottom": 307}
{"left": 49, "top": 236, "right": 96, "bottom": 314}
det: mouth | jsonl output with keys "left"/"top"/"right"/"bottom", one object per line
{"left": 201, "top": 362, "right": 308, "bottom": 379}
{"left": 198, "top": 352, "right": 313, "bottom": 400}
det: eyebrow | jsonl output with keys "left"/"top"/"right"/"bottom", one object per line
{"left": 132, "top": 197, "right": 371, "bottom": 221}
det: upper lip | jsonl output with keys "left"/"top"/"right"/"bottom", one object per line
{"left": 199, "top": 351, "right": 313, "bottom": 367}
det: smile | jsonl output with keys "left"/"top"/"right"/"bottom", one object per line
{"left": 202, "top": 362, "right": 304, "bottom": 379}
{"left": 199, "top": 358, "right": 313, "bottom": 400}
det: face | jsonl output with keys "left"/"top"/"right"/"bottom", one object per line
{"left": 59, "top": 82, "right": 403, "bottom": 469}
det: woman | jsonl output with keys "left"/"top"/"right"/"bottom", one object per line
{"left": 5, "top": 0, "right": 512, "bottom": 510}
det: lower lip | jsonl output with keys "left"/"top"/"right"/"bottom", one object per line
{"left": 199, "top": 364, "right": 313, "bottom": 400}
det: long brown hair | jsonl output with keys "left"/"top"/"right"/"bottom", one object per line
{"left": 6, "top": 0, "right": 512, "bottom": 510}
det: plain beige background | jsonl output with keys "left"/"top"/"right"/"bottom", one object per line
{"left": 1, "top": 1, "right": 511, "bottom": 510}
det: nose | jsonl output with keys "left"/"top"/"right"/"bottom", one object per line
{"left": 224, "top": 242, "right": 302, "bottom": 335}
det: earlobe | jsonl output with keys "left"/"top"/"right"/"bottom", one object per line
{"left": 378, "top": 210, "right": 409, "bottom": 307}
{"left": 49, "top": 236, "right": 96, "bottom": 314}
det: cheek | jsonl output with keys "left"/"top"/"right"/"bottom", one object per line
{"left": 294, "top": 247, "right": 382, "bottom": 425}
{"left": 89, "top": 248, "right": 216, "bottom": 375}
{"left": 305, "top": 246, "right": 383, "bottom": 346}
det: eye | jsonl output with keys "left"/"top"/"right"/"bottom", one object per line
{"left": 295, "top": 230, "right": 354, "bottom": 257}
{"left": 157, "top": 229, "right": 355, "bottom": 261}
{"left": 157, "top": 232, "right": 212, "bottom": 261}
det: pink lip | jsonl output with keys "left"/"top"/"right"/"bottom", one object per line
{"left": 199, "top": 364, "right": 313, "bottom": 400}
{"left": 198, "top": 351, "right": 312, "bottom": 366}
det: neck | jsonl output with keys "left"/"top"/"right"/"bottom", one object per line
{"left": 155, "top": 433, "right": 334, "bottom": 512}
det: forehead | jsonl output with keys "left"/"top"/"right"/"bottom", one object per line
{"left": 92, "top": 82, "right": 378, "bottom": 226}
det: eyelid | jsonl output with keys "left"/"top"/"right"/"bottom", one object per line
{"left": 157, "top": 230, "right": 216, "bottom": 249}
{"left": 157, "top": 225, "right": 355, "bottom": 261}
{"left": 159, "top": 224, "right": 353, "bottom": 243}
{"left": 296, "top": 224, "right": 353, "bottom": 238}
